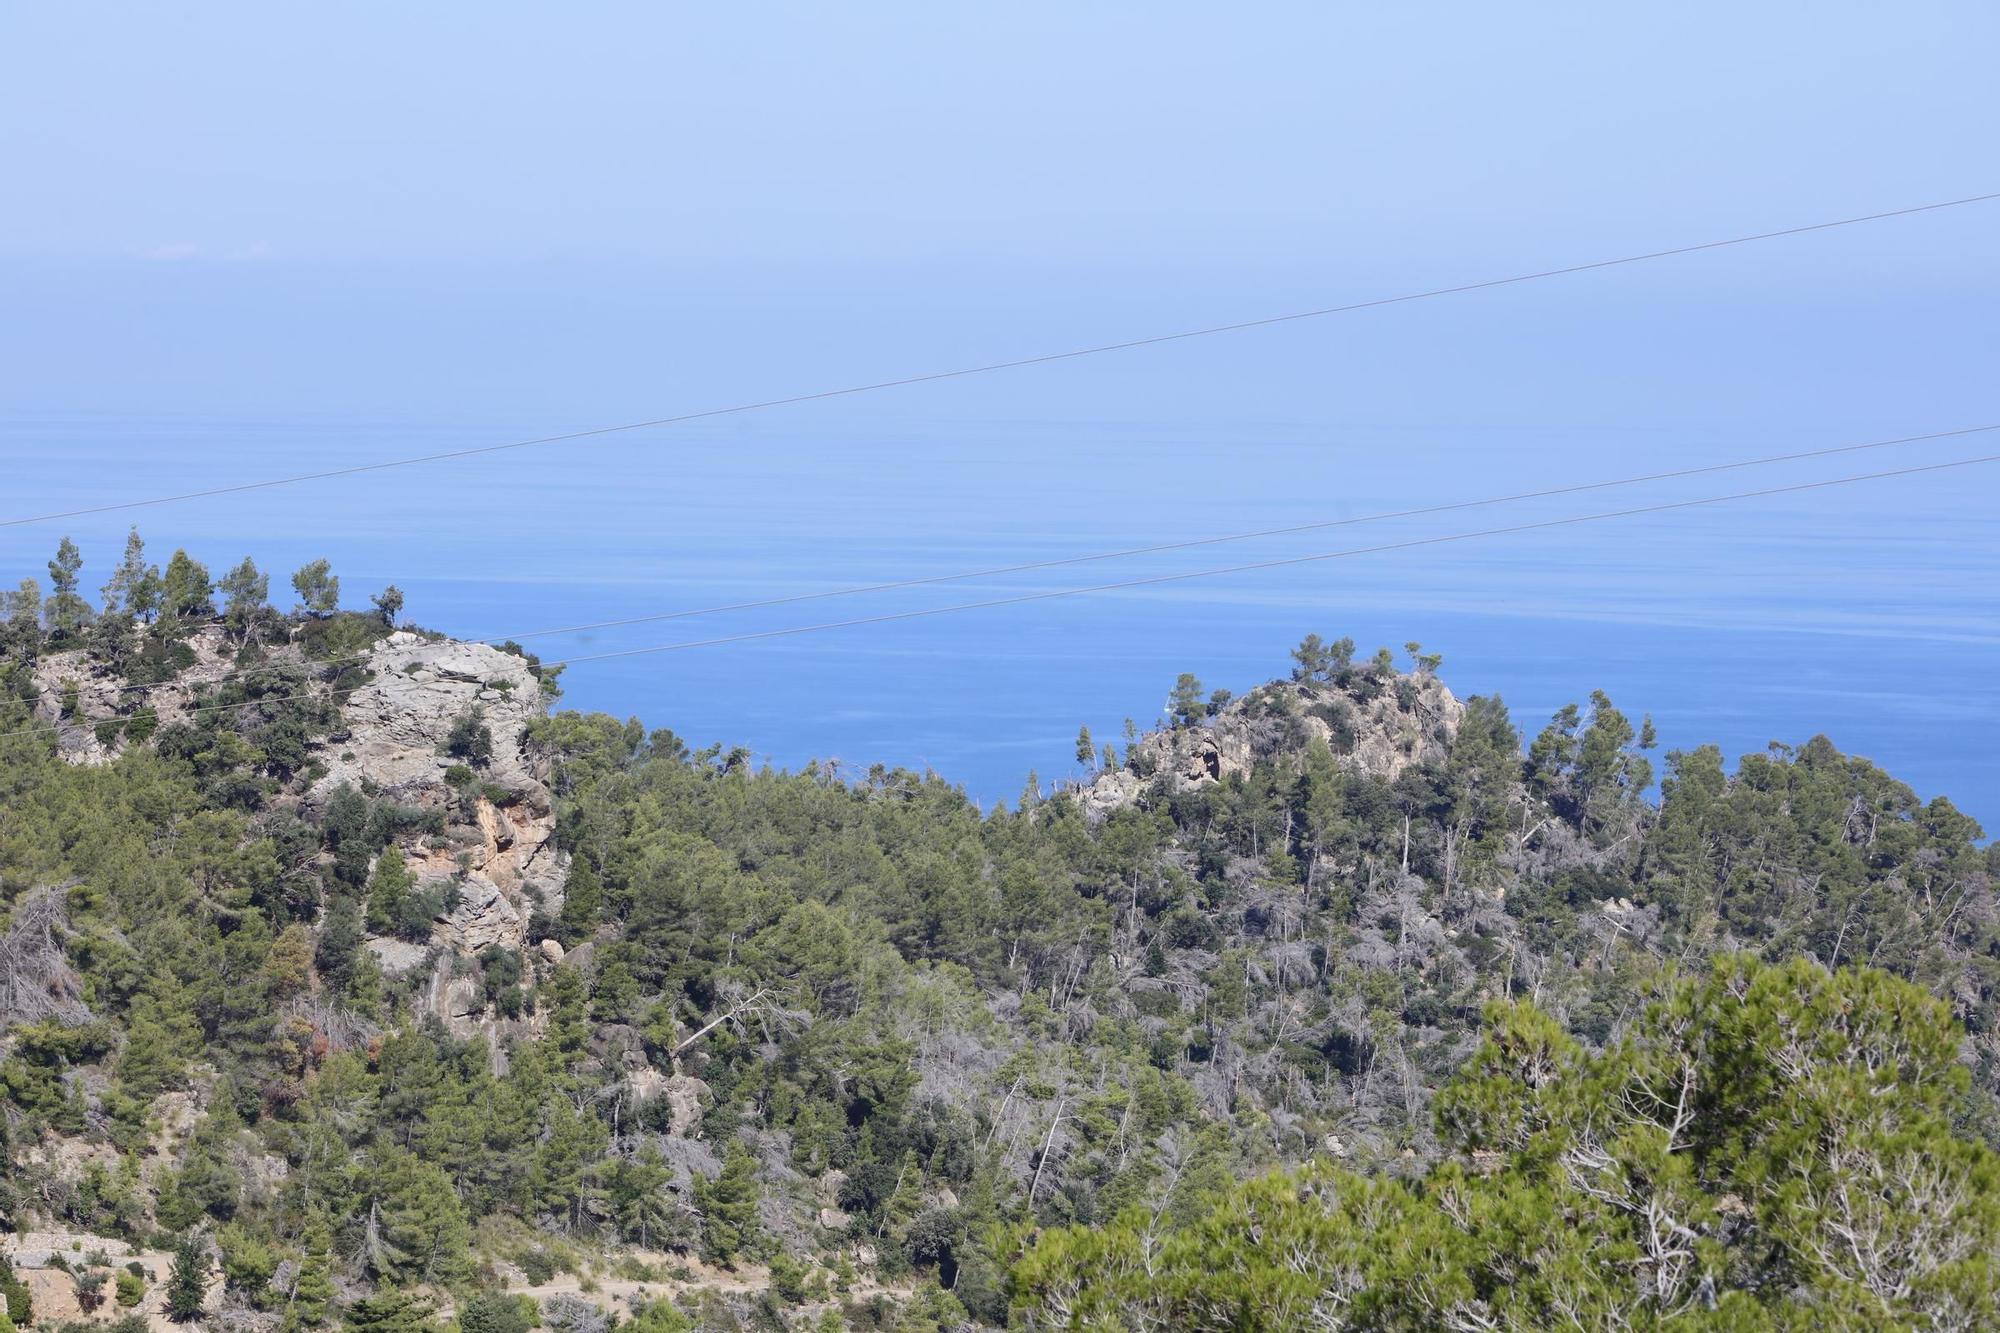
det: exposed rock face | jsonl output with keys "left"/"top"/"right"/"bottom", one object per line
{"left": 309, "top": 632, "right": 568, "bottom": 964}
{"left": 1082, "top": 669, "right": 1462, "bottom": 817}
{"left": 425, "top": 965, "right": 488, "bottom": 1037}
{"left": 34, "top": 626, "right": 568, "bottom": 957}
{"left": 627, "top": 1068, "right": 710, "bottom": 1137}
{"left": 32, "top": 624, "right": 573, "bottom": 1058}
{"left": 312, "top": 631, "right": 545, "bottom": 804}
{"left": 1079, "top": 768, "right": 1143, "bottom": 820}
{"left": 365, "top": 937, "right": 430, "bottom": 976}
{"left": 30, "top": 624, "right": 246, "bottom": 766}
{"left": 433, "top": 874, "right": 525, "bottom": 954}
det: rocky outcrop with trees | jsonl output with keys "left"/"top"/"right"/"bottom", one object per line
{"left": 3, "top": 532, "right": 1997, "bottom": 1331}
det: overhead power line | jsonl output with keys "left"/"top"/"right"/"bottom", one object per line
{"left": 3, "top": 190, "right": 1994, "bottom": 531}
{"left": 484, "top": 422, "right": 1997, "bottom": 643}
{"left": 548, "top": 453, "right": 2000, "bottom": 664}
{"left": 46, "top": 420, "right": 2000, "bottom": 704}
{"left": 0, "top": 450, "right": 1988, "bottom": 746}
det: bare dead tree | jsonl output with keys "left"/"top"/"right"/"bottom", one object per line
{"left": 670, "top": 985, "right": 809, "bottom": 1061}
{"left": 0, "top": 886, "right": 92, "bottom": 1028}
{"left": 1027, "top": 1098, "right": 1069, "bottom": 1208}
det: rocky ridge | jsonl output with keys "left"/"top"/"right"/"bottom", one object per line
{"left": 1082, "top": 666, "right": 1463, "bottom": 817}
{"left": 322, "top": 632, "right": 571, "bottom": 1044}
{"left": 322, "top": 631, "right": 566, "bottom": 951}
{"left": 30, "top": 623, "right": 247, "bottom": 766}
{"left": 32, "top": 624, "right": 570, "bottom": 1040}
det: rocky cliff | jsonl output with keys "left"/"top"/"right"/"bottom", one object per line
{"left": 320, "top": 632, "right": 569, "bottom": 1045}
{"left": 30, "top": 622, "right": 249, "bottom": 766}
{"left": 1082, "top": 666, "right": 1462, "bottom": 817}
{"left": 31, "top": 623, "right": 569, "bottom": 1040}
{"left": 317, "top": 631, "right": 566, "bottom": 950}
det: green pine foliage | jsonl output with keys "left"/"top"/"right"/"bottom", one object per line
{"left": 4, "top": 537, "right": 2000, "bottom": 1327}
{"left": 287, "top": 1213, "right": 336, "bottom": 1329}
{"left": 1013, "top": 955, "right": 2000, "bottom": 1329}
{"left": 0, "top": 1256, "right": 32, "bottom": 1329}
{"left": 340, "top": 1288, "right": 435, "bottom": 1333}
{"left": 695, "top": 1144, "right": 762, "bottom": 1264}
{"left": 455, "top": 1292, "right": 535, "bottom": 1333}
{"left": 165, "top": 1230, "right": 208, "bottom": 1322}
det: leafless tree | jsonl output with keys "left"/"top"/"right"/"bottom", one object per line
{"left": 0, "top": 886, "right": 92, "bottom": 1028}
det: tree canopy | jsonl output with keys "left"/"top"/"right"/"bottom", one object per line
{"left": 1, "top": 535, "right": 1996, "bottom": 1330}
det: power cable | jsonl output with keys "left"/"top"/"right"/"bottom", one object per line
{"left": 548, "top": 453, "right": 2000, "bottom": 665}
{"left": 45, "top": 419, "right": 1998, "bottom": 703}
{"left": 0, "top": 450, "right": 1987, "bottom": 745}
{"left": 484, "top": 422, "right": 1997, "bottom": 642}
{"left": 3, "top": 190, "right": 1994, "bottom": 530}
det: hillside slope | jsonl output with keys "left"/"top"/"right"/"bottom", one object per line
{"left": 2, "top": 544, "right": 1996, "bottom": 1330}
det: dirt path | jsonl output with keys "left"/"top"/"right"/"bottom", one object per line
{"left": 5, "top": 1230, "right": 913, "bottom": 1328}
{"left": 1, "top": 1230, "right": 216, "bottom": 1333}
{"left": 499, "top": 1248, "right": 915, "bottom": 1320}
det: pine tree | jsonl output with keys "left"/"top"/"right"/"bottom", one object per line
{"left": 457, "top": 1293, "right": 534, "bottom": 1333}
{"left": 543, "top": 963, "right": 591, "bottom": 1057}
{"left": 5, "top": 577, "right": 40, "bottom": 631}
{"left": 1290, "top": 632, "right": 1330, "bottom": 681}
{"left": 530, "top": 1097, "right": 609, "bottom": 1230}
{"left": 696, "top": 1143, "right": 762, "bottom": 1263}
{"left": 346, "top": 943, "right": 386, "bottom": 1019}
{"left": 879, "top": 1147, "right": 926, "bottom": 1236}
{"left": 166, "top": 1229, "right": 209, "bottom": 1321}
{"left": 608, "top": 1141, "right": 676, "bottom": 1247}
{"left": 361, "top": 1147, "right": 470, "bottom": 1286}
{"left": 1168, "top": 672, "right": 1205, "bottom": 727}
{"left": 416, "top": 1079, "right": 488, "bottom": 1205}
{"left": 101, "top": 527, "right": 161, "bottom": 621}
{"left": 217, "top": 1222, "right": 278, "bottom": 1307}
{"left": 313, "top": 890, "right": 365, "bottom": 994}
{"left": 625, "top": 1302, "right": 694, "bottom": 1333}
{"left": 342, "top": 1287, "right": 435, "bottom": 1333}
{"left": 159, "top": 549, "right": 215, "bottom": 628}
{"left": 288, "top": 1213, "right": 335, "bottom": 1329}
{"left": 365, "top": 847, "right": 416, "bottom": 939}
{"left": 44, "top": 536, "right": 90, "bottom": 641}
{"left": 218, "top": 556, "right": 271, "bottom": 643}
{"left": 556, "top": 858, "right": 603, "bottom": 942}
{"left": 290, "top": 559, "right": 340, "bottom": 617}
{"left": 0, "top": 1254, "right": 31, "bottom": 1329}
{"left": 1296, "top": 738, "right": 1347, "bottom": 880}
{"left": 370, "top": 585, "right": 405, "bottom": 626}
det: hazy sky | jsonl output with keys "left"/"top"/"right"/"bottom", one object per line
{"left": 4, "top": 4, "right": 1997, "bottom": 820}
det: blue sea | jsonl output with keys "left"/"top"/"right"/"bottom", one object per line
{"left": 3, "top": 256, "right": 1996, "bottom": 829}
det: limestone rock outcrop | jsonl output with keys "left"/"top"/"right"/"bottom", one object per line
{"left": 1082, "top": 668, "right": 1462, "bottom": 817}
{"left": 30, "top": 624, "right": 246, "bottom": 766}
{"left": 311, "top": 631, "right": 545, "bottom": 802}
{"left": 308, "top": 632, "right": 568, "bottom": 964}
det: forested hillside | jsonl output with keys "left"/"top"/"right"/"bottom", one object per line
{"left": 2, "top": 532, "right": 1997, "bottom": 1331}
